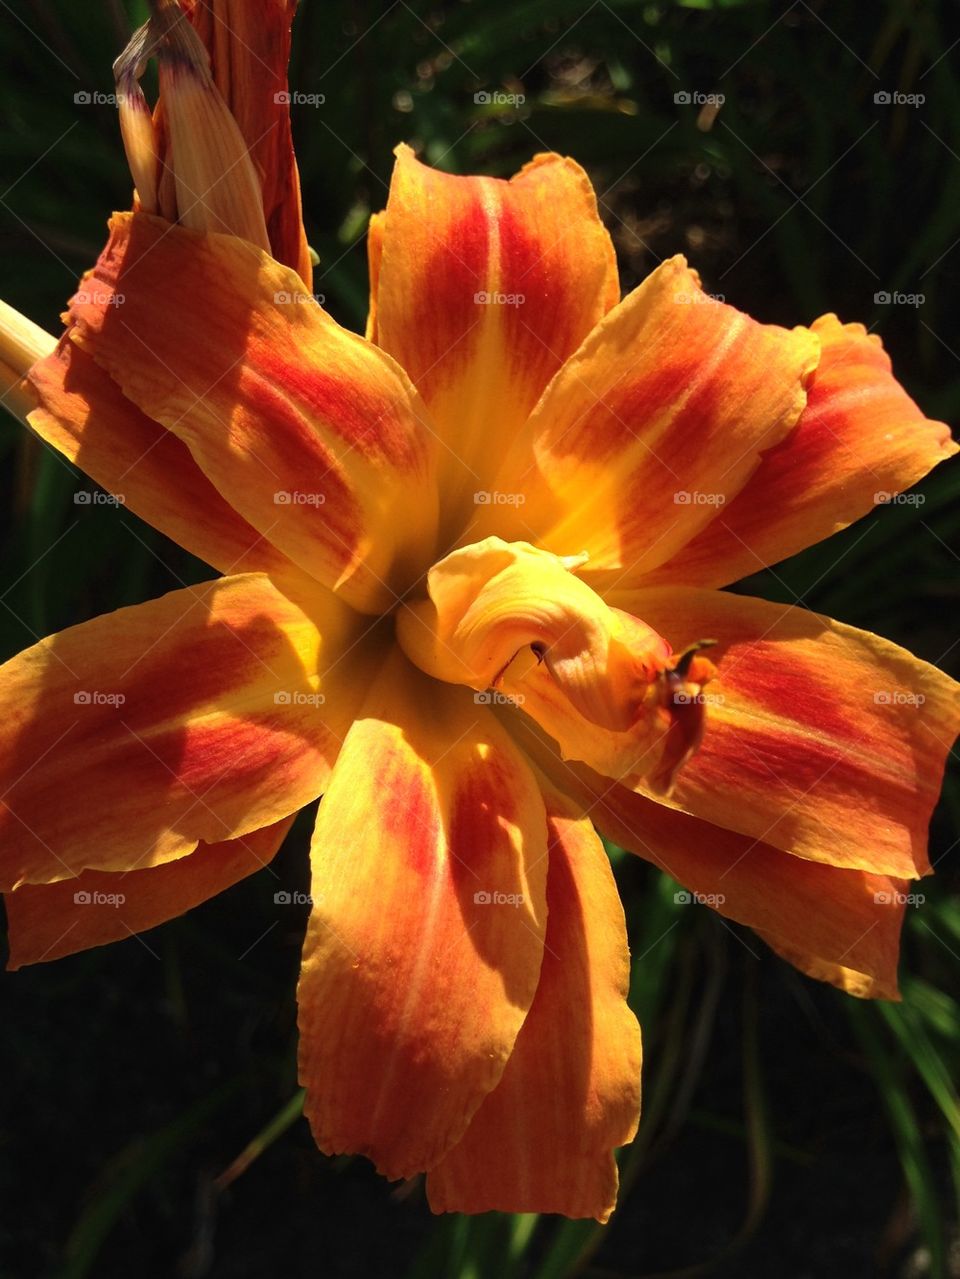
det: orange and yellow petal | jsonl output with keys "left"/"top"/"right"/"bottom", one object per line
{"left": 605, "top": 586, "right": 960, "bottom": 879}
{"left": 519, "top": 729, "right": 905, "bottom": 999}
{"left": 642, "top": 314, "right": 957, "bottom": 589}
{"left": 5, "top": 815, "right": 294, "bottom": 969}
{"left": 483, "top": 257, "right": 819, "bottom": 579}
{"left": 67, "top": 212, "right": 439, "bottom": 614}
{"left": 27, "top": 335, "right": 295, "bottom": 579}
{"left": 0, "top": 573, "right": 366, "bottom": 890}
{"left": 427, "top": 784, "right": 640, "bottom": 1220}
{"left": 297, "top": 649, "right": 549, "bottom": 1181}
{"left": 182, "top": 0, "right": 313, "bottom": 284}
{"left": 397, "top": 538, "right": 716, "bottom": 794}
{"left": 374, "top": 145, "right": 619, "bottom": 522}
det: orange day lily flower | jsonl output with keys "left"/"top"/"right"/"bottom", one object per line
{"left": 1, "top": 0, "right": 959, "bottom": 1224}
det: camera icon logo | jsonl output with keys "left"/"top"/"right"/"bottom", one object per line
{"left": 474, "top": 91, "right": 492, "bottom": 105}
{"left": 674, "top": 91, "right": 692, "bottom": 105}
{"left": 73, "top": 890, "right": 92, "bottom": 904}
{"left": 274, "top": 691, "right": 292, "bottom": 705}
{"left": 873, "top": 90, "right": 891, "bottom": 104}
{"left": 74, "top": 91, "right": 92, "bottom": 104}
{"left": 473, "top": 890, "right": 492, "bottom": 904}
{"left": 274, "top": 91, "right": 292, "bottom": 104}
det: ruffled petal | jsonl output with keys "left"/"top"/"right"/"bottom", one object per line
{"left": 397, "top": 538, "right": 717, "bottom": 794}
{"left": 5, "top": 815, "right": 294, "bottom": 969}
{"left": 297, "top": 649, "right": 548, "bottom": 1181}
{"left": 428, "top": 783, "right": 640, "bottom": 1220}
{"left": 68, "top": 212, "right": 439, "bottom": 614}
{"left": 482, "top": 256, "right": 819, "bottom": 584}
{"left": 374, "top": 145, "right": 619, "bottom": 521}
{"left": 642, "top": 314, "right": 957, "bottom": 588}
{"left": 0, "top": 573, "right": 369, "bottom": 889}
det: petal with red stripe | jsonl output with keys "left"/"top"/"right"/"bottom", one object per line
{"left": 297, "top": 650, "right": 548, "bottom": 1181}
{"left": 484, "top": 257, "right": 819, "bottom": 582}
{"left": 68, "top": 212, "right": 439, "bottom": 614}
{"left": 604, "top": 586, "right": 960, "bottom": 879}
{"left": 642, "top": 314, "right": 957, "bottom": 588}
{"left": 0, "top": 572, "right": 369, "bottom": 890}
{"left": 374, "top": 145, "right": 619, "bottom": 521}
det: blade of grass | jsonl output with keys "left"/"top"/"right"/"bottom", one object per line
{"left": 57, "top": 1076, "right": 246, "bottom": 1279}
{"left": 214, "top": 1088, "right": 307, "bottom": 1191}
{"left": 847, "top": 1001, "right": 947, "bottom": 1279}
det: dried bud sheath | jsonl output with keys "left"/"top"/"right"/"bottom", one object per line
{"left": 114, "top": 0, "right": 270, "bottom": 251}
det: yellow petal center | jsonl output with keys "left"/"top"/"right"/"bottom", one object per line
{"left": 396, "top": 537, "right": 716, "bottom": 791}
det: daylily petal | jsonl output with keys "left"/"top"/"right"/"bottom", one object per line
{"left": 397, "top": 538, "right": 717, "bottom": 794}
{"left": 482, "top": 257, "right": 819, "bottom": 582}
{"left": 516, "top": 724, "right": 905, "bottom": 999}
{"left": 297, "top": 649, "right": 548, "bottom": 1181}
{"left": 642, "top": 314, "right": 958, "bottom": 588}
{"left": 68, "top": 212, "right": 439, "bottom": 614}
{"left": 0, "top": 572, "right": 369, "bottom": 890}
{"left": 605, "top": 586, "right": 960, "bottom": 878}
{"left": 5, "top": 815, "right": 294, "bottom": 969}
{"left": 27, "top": 334, "right": 296, "bottom": 579}
{"left": 182, "top": 0, "right": 314, "bottom": 284}
{"left": 427, "top": 783, "right": 640, "bottom": 1221}
{"left": 373, "top": 145, "right": 619, "bottom": 522}
{"left": 756, "top": 934, "right": 904, "bottom": 1001}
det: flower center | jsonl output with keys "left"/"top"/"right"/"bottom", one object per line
{"left": 396, "top": 537, "right": 716, "bottom": 792}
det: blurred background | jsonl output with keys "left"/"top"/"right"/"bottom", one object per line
{"left": 2, "top": 1, "right": 960, "bottom": 1275}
